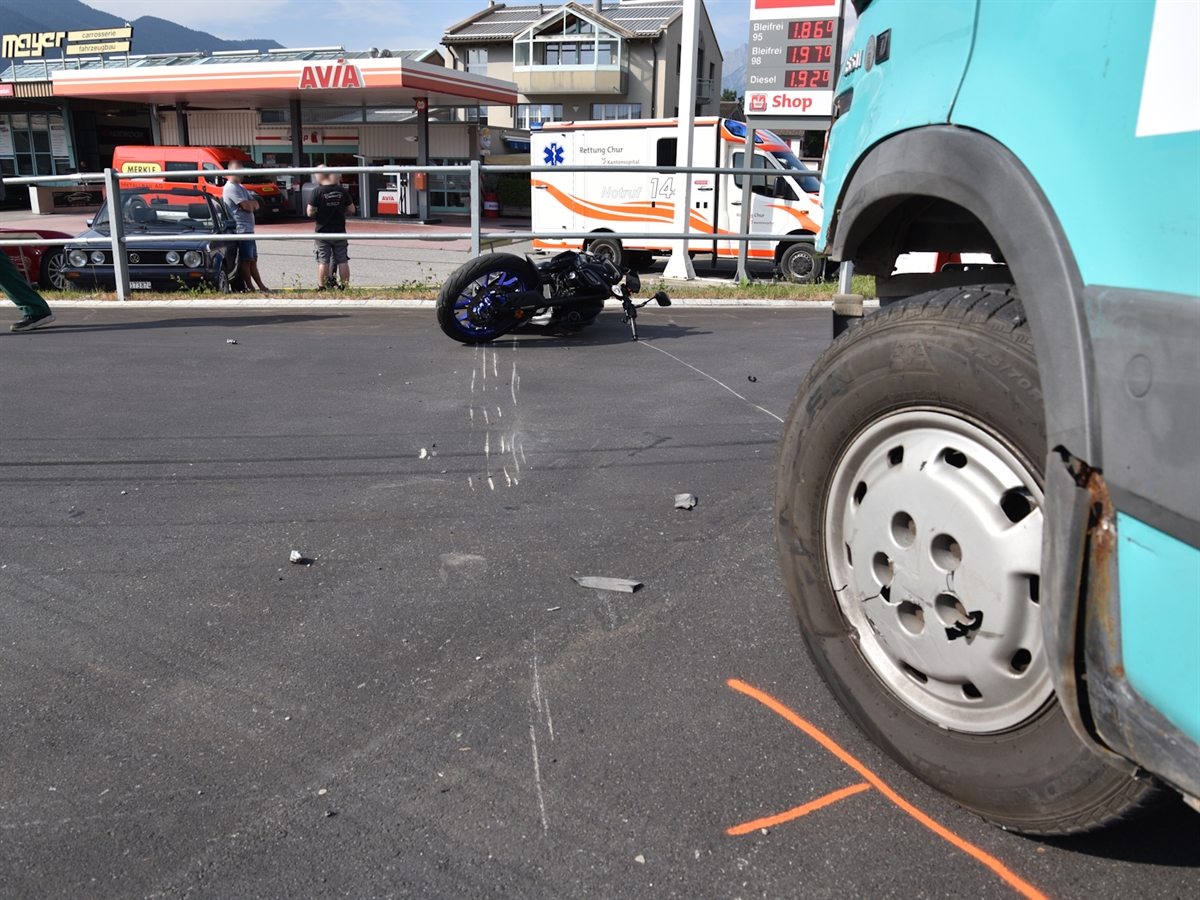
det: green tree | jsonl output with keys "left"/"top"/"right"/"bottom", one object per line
{"left": 721, "top": 88, "right": 742, "bottom": 102}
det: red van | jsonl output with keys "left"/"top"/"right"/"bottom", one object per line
{"left": 111, "top": 146, "right": 287, "bottom": 219}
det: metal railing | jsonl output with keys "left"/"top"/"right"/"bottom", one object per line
{"left": 1, "top": 154, "right": 822, "bottom": 300}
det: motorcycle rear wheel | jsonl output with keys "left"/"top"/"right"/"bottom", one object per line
{"left": 436, "top": 253, "right": 541, "bottom": 344}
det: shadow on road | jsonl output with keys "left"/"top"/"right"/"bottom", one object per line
{"left": 17, "top": 313, "right": 352, "bottom": 334}
{"left": 1042, "top": 795, "right": 1200, "bottom": 866}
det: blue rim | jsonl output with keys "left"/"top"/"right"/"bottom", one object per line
{"left": 451, "top": 268, "right": 530, "bottom": 338}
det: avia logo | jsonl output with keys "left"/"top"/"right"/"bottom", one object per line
{"left": 543, "top": 142, "right": 565, "bottom": 166}
{"left": 748, "top": 94, "right": 767, "bottom": 112}
{"left": 298, "top": 63, "right": 364, "bottom": 90}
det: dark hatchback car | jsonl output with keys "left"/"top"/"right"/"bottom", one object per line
{"left": 63, "top": 187, "right": 237, "bottom": 292}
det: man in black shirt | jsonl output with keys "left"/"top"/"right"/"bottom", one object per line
{"left": 306, "top": 168, "right": 356, "bottom": 289}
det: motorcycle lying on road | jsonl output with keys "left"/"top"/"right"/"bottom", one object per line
{"left": 435, "top": 250, "right": 671, "bottom": 344}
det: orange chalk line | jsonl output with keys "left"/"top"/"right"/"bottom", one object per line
{"left": 727, "top": 781, "right": 872, "bottom": 835}
{"left": 726, "top": 678, "right": 1051, "bottom": 900}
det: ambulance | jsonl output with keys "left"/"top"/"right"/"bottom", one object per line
{"left": 530, "top": 118, "right": 826, "bottom": 281}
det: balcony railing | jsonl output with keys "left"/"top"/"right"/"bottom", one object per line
{"left": 696, "top": 78, "right": 714, "bottom": 103}
{"left": 514, "top": 65, "right": 627, "bottom": 96}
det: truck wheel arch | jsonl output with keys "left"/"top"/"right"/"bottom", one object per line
{"left": 828, "top": 125, "right": 1097, "bottom": 466}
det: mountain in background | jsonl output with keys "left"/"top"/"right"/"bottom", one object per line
{"left": 722, "top": 42, "right": 747, "bottom": 96}
{"left": 0, "top": 0, "right": 284, "bottom": 55}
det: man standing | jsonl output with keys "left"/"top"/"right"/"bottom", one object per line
{"left": 222, "top": 161, "right": 271, "bottom": 292}
{"left": 307, "top": 167, "right": 355, "bottom": 289}
{"left": 0, "top": 178, "right": 55, "bottom": 331}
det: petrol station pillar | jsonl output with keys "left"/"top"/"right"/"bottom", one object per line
{"left": 290, "top": 98, "right": 305, "bottom": 214}
{"left": 415, "top": 97, "right": 435, "bottom": 223}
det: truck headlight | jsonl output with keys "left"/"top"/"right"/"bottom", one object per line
{"left": 183, "top": 250, "right": 204, "bottom": 268}
{"left": 68, "top": 249, "right": 88, "bottom": 266}
{"left": 90, "top": 250, "right": 106, "bottom": 264}
{"left": 165, "top": 250, "right": 181, "bottom": 265}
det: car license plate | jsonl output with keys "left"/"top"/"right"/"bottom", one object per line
{"left": 130, "top": 281, "right": 152, "bottom": 290}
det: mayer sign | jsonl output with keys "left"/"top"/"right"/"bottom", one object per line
{"left": 2, "top": 27, "right": 132, "bottom": 59}
{"left": 745, "top": 0, "right": 843, "bottom": 125}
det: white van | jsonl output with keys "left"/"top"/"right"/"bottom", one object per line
{"left": 530, "top": 117, "right": 826, "bottom": 281}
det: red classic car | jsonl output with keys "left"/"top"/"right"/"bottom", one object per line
{"left": 1, "top": 227, "right": 72, "bottom": 290}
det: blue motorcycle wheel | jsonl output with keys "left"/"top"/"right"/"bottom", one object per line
{"left": 436, "top": 253, "right": 541, "bottom": 344}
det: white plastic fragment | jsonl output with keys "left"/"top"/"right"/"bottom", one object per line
{"left": 226, "top": 339, "right": 237, "bottom": 344}
{"left": 571, "top": 575, "right": 643, "bottom": 593}
{"left": 635, "top": 854, "right": 646, "bottom": 864}
{"left": 289, "top": 550, "right": 303, "bottom": 564}
{"left": 419, "top": 448, "right": 428, "bottom": 459}
{"left": 674, "top": 493, "right": 698, "bottom": 510}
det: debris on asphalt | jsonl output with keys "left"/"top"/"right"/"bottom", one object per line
{"left": 226, "top": 339, "right": 237, "bottom": 345}
{"left": 747, "top": 375, "right": 757, "bottom": 382}
{"left": 289, "top": 551, "right": 314, "bottom": 565}
{"left": 635, "top": 854, "right": 646, "bottom": 864}
{"left": 317, "top": 788, "right": 327, "bottom": 796}
{"left": 419, "top": 448, "right": 428, "bottom": 459}
{"left": 120, "top": 490, "right": 127, "bottom": 495}
{"left": 547, "top": 606, "right": 561, "bottom": 612}
{"left": 571, "top": 575, "right": 642, "bottom": 593}
{"left": 674, "top": 493, "right": 698, "bottom": 510}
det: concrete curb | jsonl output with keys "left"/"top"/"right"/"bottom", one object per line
{"left": 44, "top": 297, "right": 881, "bottom": 310}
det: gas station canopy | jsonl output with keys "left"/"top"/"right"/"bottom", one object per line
{"left": 49, "top": 50, "right": 518, "bottom": 109}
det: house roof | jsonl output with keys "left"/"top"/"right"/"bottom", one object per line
{"left": 1, "top": 47, "right": 443, "bottom": 82}
{"left": 443, "top": 2, "right": 683, "bottom": 43}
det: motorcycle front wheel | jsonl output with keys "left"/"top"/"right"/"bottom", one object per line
{"left": 436, "top": 253, "right": 541, "bottom": 344}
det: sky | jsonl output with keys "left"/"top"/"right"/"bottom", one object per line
{"left": 86, "top": 0, "right": 760, "bottom": 60}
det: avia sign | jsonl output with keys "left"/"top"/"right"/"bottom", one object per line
{"left": 298, "top": 63, "right": 364, "bottom": 90}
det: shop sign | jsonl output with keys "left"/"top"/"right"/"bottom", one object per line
{"left": 2, "top": 26, "right": 132, "bottom": 58}
{"left": 0, "top": 121, "right": 13, "bottom": 156}
{"left": 50, "top": 119, "right": 69, "bottom": 157}
{"left": 298, "top": 63, "right": 364, "bottom": 90}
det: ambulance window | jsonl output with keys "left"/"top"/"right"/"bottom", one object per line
{"left": 656, "top": 138, "right": 677, "bottom": 167}
{"left": 732, "top": 152, "right": 771, "bottom": 196}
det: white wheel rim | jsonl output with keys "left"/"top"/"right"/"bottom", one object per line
{"left": 823, "top": 409, "right": 1051, "bottom": 733}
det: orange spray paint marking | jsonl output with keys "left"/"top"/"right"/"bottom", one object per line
{"left": 726, "top": 678, "right": 1051, "bottom": 900}
{"left": 727, "top": 782, "right": 871, "bottom": 835}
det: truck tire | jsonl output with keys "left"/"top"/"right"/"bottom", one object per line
{"left": 774, "top": 286, "right": 1160, "bottom": 835}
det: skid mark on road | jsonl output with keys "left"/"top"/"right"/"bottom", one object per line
{"left": 725, "top": 679, "right": 1051, "bottom": 900}
{"left": 640, "top": 341, "right": 783, "bottom": 423}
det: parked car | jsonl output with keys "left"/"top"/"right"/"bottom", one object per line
{"left": 112, "top": 145, "right": 288, "bottom": 220}
{"left": 62, "top": 187, "right": 237, "bottom": 292}
{"left": 775, "top": 0, "right": 1199, "bottom": 836}
{"left": 1, "top": 227, "right": 72, "bottom": 290}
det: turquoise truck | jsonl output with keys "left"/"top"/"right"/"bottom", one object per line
{"left": 775, "top": 0, "right": 1198, "bottom": 834}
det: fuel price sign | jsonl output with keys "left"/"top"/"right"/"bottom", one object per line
{"left": 745, "top": 0, "right": 843, "bottom": 123}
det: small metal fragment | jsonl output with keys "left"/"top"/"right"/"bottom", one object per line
{"left": 674, "top": 493, "right": 698, "bottom": 510}
{"left": 571, "top": 575, "right": 642, "bottom": 593}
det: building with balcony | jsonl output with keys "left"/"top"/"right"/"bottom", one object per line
{"left": 442, "top": 1, "right": 722, "bottom": 136}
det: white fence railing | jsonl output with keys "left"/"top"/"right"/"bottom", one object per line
{"left": 1, "top": 157, "right": 823, "bottom": 300}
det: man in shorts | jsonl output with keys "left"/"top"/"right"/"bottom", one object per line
{"left": 222, "top": 161, "right": 271, "bottom": 292}
{"left": 307, "top": 167, "right": 355, "bottom": 289}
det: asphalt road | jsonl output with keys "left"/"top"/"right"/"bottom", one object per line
{"left": 1, "top": 306, "right": 1196, "bottom": 899}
